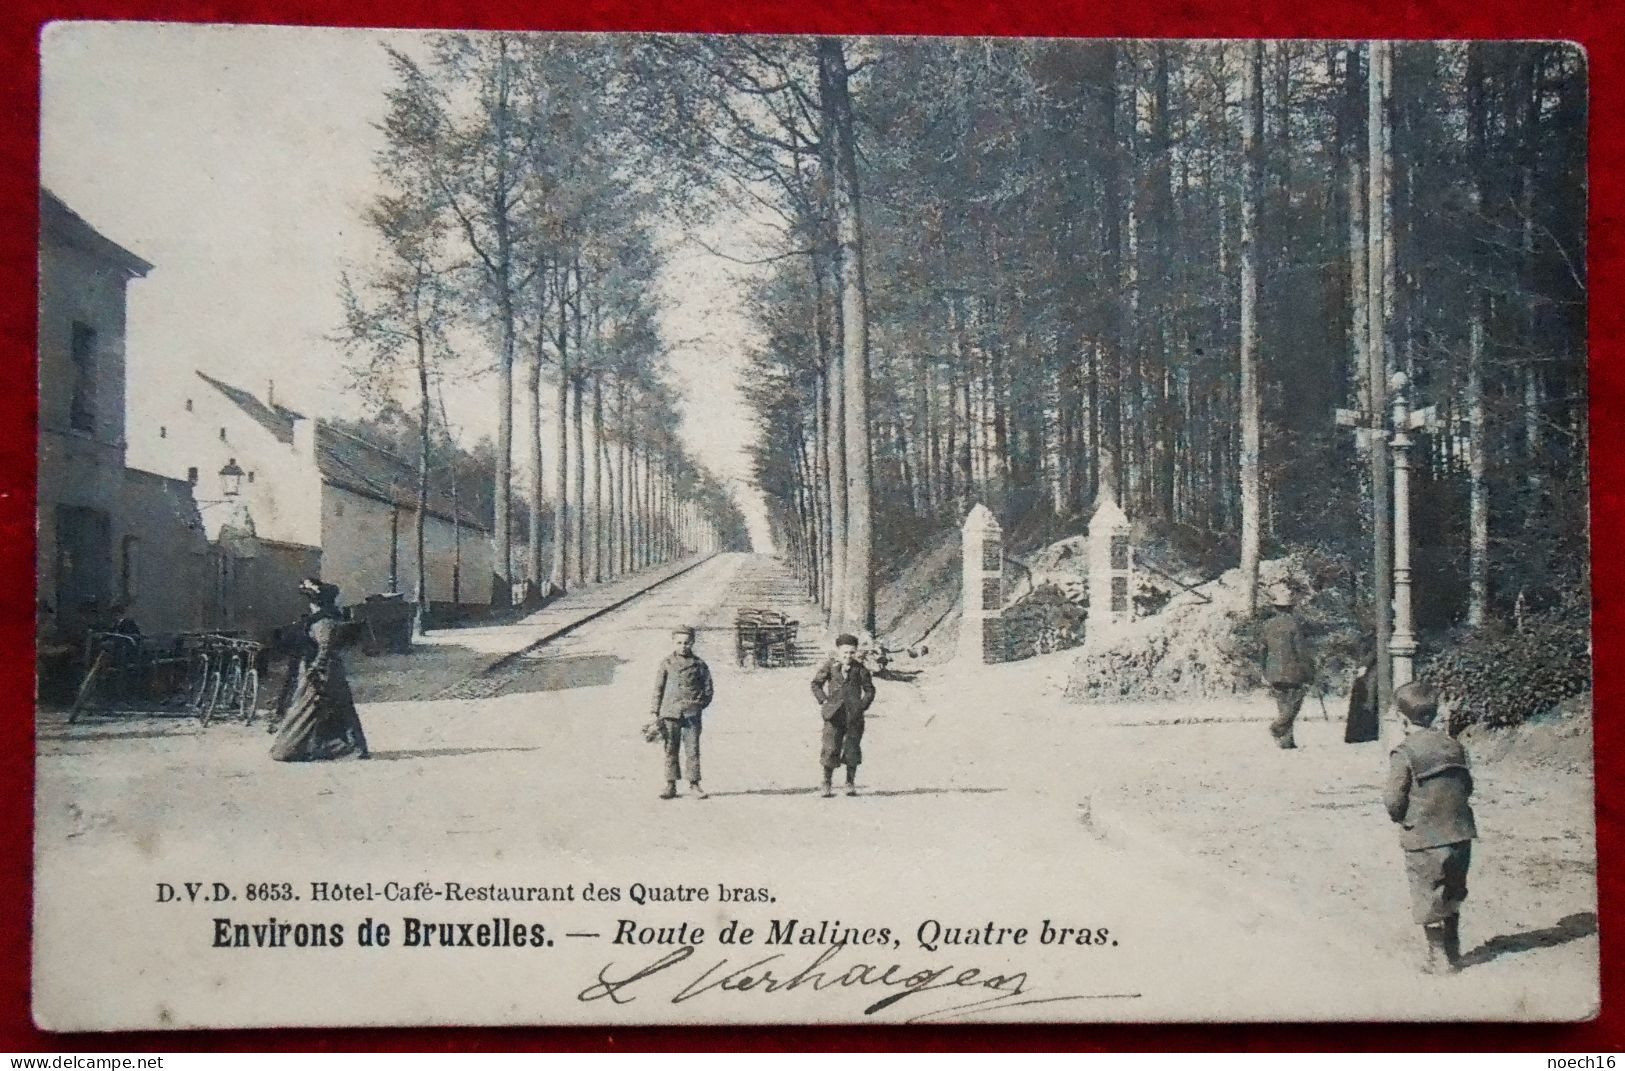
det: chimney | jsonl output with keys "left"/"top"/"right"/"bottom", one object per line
{"left": 267, "top": 379, "right": 275, "bottom": 408}
{"left": 293, "top": 414, "right": 317, "bottom": 463}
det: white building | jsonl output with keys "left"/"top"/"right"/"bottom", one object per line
{"left": 130, "top": 372, "right": 494, "bottom": 612}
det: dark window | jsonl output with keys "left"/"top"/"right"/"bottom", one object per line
{"left": 219, "top": 427, "right": 227, "bottom": 441}
{"left": 68, "top": 321, "right": 97, "bottom": 432}
{"left": 1110, "top": 534, "right": 1130, "bottom": 572}
{"left": 54, "top": 505, "right": 112, "bottom": 629}
{"left": 186, "top": 466, "right": 198, "bottom": 486}
{"left": 1111, "top": 575, "right": 1128, "bottom": 613}
{"left": 120, "top": 535, "right": 138, "bottom": 603}
{"left": 247, "top": 471, "right": 255, "bottom": 484}
{"left": 980, "top": 539, "right": 1002, "bottom": 573}
{"left": 185, "top": 399, "right": 193, "bottom": 412}
{"left": 159, "top": 426, "right": 167, "bottom": 439}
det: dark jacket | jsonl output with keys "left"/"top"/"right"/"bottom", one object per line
{"left": 1384, "top": 728, "right": 1478, "bottom": 849}
{"left": 1260, "top": 611, "right": 1313, "bottom": 687}
{"left": 811, "top": 658, "right": 875, "bottom": 722}
{"left": 651, "top": 652, "right": 713, "bottom": 721}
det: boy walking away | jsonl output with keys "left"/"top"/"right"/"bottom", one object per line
{"left": 651, "top": 625, "right": 714, "bottom": 800}
{"left": 1384, "top": 681, "right": 1477, "bottom": 975}
{"left": 810, "top": 633, "right": 876, "bottom": 798}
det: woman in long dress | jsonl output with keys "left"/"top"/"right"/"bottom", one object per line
{"left": 270, "top": 579, "right": 369, "bottom": 762}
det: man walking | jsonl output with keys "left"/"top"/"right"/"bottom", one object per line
{"left": 810, "top": 634, "right": 876, "bottom": 798}
{"left": 650, "top": 625, "right": 713, "bottom": 800}
{"left": 1261, "top": 588, "right": 1314, "bottom": 749}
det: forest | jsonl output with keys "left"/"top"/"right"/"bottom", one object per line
{"left": 348, "top": 35, "right": 1588, "bottom": 707}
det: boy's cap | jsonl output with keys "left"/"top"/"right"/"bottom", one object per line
{"left": 834, "top": 633, "right": 860, "bottom": 648}
{"left": 1395, "top": 681, "right": 1440, "bottom": 725}
{"left": 671, "top": 625, "right": 696, "bottom": 639}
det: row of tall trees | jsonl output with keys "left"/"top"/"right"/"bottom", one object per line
{"left": 339, "top": 34, "right": 747, "bottom": 621}
{"left": 738, "top": 38, "right": 1586, "bottom": 636}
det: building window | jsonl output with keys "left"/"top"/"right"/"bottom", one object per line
{"left": 159, "top": 426, "right": 167, "bottom": 439}
{"left": 186, "top": 466, "right": 198, "bottom": 486}
{"left": 185, "top": 399, "right": 193, "bottom": 412}
{"left": 120, "top": 535, "right": 138, "bottom": 604}
{"left": 68, "top": 321, "right": 97, "bottom": 432}
{"left": 247, "top": 471, "right": 255, "bottom": 484}
{"left": 219, "top": 427, "right": 227, "bottom": 441}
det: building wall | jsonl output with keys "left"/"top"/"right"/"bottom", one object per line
{"left": 207, "top": 540, "right": 322, "bottom": 644}
{"left": 126, "top": 380, "right": 323, "bottom": 548}
{"left": 116, "top": 469, "right": 211, "bottom": 635}
{"left": 38, "top": 222, "right": 140, "bottom": 630}
{"left": 320, "top": 485, "right": 493, "bottom": 608}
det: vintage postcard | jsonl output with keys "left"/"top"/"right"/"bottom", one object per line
{"left": 34, "top": 23, "right": 1595, "bottom": 1028}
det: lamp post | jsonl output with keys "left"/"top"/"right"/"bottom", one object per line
{"left": 1386, "top": 372, "right": 1438, "bottom": 692}
{"left": 1336, "top": 376, "right": 1438, "bottom": 712}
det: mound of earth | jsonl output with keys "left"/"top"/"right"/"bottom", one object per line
{"left": 1460, "top": 692, "right": 1593, "bottom": 775}
{"left": 1065, "top": 552, "right": 1362, "bottom": 703}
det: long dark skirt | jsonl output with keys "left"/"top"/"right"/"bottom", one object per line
{"left": 269, "top": 656, "right": 369, "bottom": 761}
{"left": 1345, "top": 666, "right": 1380, "bottom": 743}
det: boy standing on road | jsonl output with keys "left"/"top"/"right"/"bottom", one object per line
{"left": 1384, "top": 681, "right": 1477, "bottom": 975}
{"left": 810, "top": 634, "right": 876, "bottom": 798}
{"left": 651, "top": 625, "right": 714, "bottom": 801}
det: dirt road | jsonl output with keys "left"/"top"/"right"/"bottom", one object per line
{"left": 33, "top": 554, "right": 1598, "bottom": 1028}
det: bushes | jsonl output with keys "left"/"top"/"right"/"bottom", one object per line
{"left": 1000, "top": 584, "right": 1088, "bottom": 661}
{"left": 1421, "top": 606, "right": 1591, "bottom": 729}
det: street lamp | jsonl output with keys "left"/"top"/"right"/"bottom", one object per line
{"left": 1387, "top": 372, "right": 1438, "bottom": 692}
{"left": 218, "top": 458, "right": 245, "bottom": 498}
{"left": 1336, "top": 373, "right": 1439, "bottom": 711}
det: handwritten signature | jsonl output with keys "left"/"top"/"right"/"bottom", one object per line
{"left": 576, "top": 944, "right": 1138, "bottom": 1024}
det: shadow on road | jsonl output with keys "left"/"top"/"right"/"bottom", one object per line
{"left": 368, "top": 745, "right": 542, "bottom": 761}
{"left": 495, "top": 654, "right": 624, "bottom": 696}
{"left": 1459, "top": 911, "right": 1598, "bottom": 968}
{"left": 709, "top": 785, "right": 1006, "bottom": 799}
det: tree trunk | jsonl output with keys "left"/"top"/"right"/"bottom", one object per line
{"left": 1239, "top": 41, "right": 1264, "bottom": 614}
{"left": 592, "top": 378, "right": 604, "bottom": 584}
{"left": 414, "top": 325, "right": 431, "bottom": 636}
{"left": 819, "top": 37, "right": 875, "bottom": 635}
{"left": 528, "top": 274, "right": 546, "bottom": 600}
{"left": 549, "top": 260, "right": 571, "bottom": 595}
{"left": 572, "top": 377, "right": 586, "bottom": 587}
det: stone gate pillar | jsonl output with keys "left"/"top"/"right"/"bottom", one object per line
{"left": 1085, "top": 493, "right": 1134, "bottom": 646}
{"left": 959, "top": 503, "right": 1005, "bottom": 664}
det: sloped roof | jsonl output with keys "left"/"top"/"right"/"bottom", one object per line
{"left": 195, "top": 373, "right": 489, "bottom": 534}
{"left": 315, "top": 424, "right": 489, "bottom": 533}
{"left": 195, "top": 371, "right": 302, "bottom": 444}
{"left": 41, "top": 189, "right": 154, "bottom": 277}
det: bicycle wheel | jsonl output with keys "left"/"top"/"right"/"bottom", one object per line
{"left": 68, "top": 650, "right": 108, "bottom": 725}
{"left": 239, "top": 666, "right": 260, "bottom": 724}
{"left": 199, "top": 662, "right": 224, "bottom": 727}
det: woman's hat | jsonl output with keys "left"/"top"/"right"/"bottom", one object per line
{"left": 299, "top": 578, "right": 339, "bottom": 605}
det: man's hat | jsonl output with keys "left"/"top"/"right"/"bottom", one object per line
{"left": 1270, "top": 588, "right": 1295, "bottom": 608}
{"left": 834, "top": 633, "right": 860, "bottom": 648}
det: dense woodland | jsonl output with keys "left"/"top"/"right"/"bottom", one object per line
{"left": 345, "top": 35, "right": 1587, "bottom": 655}
{"left": 722, "top": 39, "right": 1586, "bottom": 642}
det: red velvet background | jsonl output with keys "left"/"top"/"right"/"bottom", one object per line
{"left": 0, "top": 0, "right": 1618, "bottom": 1052}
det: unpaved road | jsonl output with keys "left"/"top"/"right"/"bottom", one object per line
{"left": 33, "top": 554, "right": 1598, "bottom": 1028}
